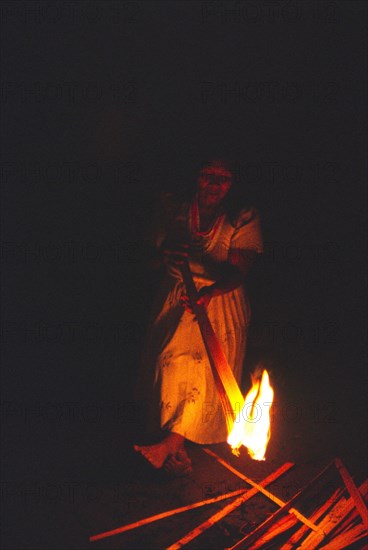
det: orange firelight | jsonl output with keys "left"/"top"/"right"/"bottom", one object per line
{"left": 227, "top": 370, "right": 274, "bottom": 461}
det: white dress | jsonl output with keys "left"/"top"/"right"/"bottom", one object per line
{"left": 142, "top": 194, "right": 263, "bottom": 444}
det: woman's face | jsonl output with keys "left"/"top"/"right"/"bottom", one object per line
{"left": 198, "top": 165, "right": 233, "bottom": 208}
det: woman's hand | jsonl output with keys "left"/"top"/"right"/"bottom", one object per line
{"left": 196, "top": 286, "right": 214, "bottom": 308}
{"left": 180, "top": 285, "right": 214, "bottom": 313}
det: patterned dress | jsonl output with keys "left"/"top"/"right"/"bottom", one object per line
{"left": 142, "top": 193, "right": 263, "bottom": 444}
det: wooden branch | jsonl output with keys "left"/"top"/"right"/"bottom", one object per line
{"left": 166, "top": 462, "right": 294, "bottom": 550}
{"left": 335, "top": 457, "right": 368, "bottom": 530}
{"left": 203, "top": 448, "right": 323, "bottom": 532}
{"left": 89, "top": 487, "right": 249, "bottom": 542}
{"left": 229, "top": 461, "right": 334, "bottom": 549}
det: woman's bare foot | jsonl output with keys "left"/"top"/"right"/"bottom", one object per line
{"left": 133, "top": 441, "right": 171, "bottom": 469}
{"left": 134, "top": 432, "right": 185, "bottom": 469}
{"left": 164, "top": 449, "right": 192, "bottom": 477}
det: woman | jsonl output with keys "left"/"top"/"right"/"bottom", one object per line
{"left": 134, "top": 159, "right": 263, "bottom": 475}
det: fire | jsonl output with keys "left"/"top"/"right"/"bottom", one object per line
{"left": 227, "top": 369, "right": 274, "bottom": 461}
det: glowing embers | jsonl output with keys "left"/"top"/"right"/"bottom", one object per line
{"left": 228, "top": 369, "right": 274, "bottom": 461}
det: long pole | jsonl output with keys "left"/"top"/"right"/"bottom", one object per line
{"left": 180, "top": 259, "right": 244, "bottom": 431}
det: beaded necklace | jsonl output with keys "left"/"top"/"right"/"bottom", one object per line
{"left": 189, "top": 194, "right": 225, "bottom": 252}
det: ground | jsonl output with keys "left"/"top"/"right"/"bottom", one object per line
{"left": 2, "top": 316, "right": 367, "bottom": 549}
{"left": 2, "top": 251, "right": 367, "bottom": 549}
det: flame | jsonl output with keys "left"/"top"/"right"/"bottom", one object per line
{"left": 227, "top": 369, "right": 274, "bottom": 461}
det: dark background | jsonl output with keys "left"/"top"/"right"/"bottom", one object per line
{"left": 1, "top": 1, "right": 367, "bottom": 549}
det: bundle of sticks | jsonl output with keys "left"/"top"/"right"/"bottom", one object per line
{"left": 89, "top": 454, "right": 367, "bottom": 549}
{"left": 227, "top": 456, "right": 368, "bottom": 549}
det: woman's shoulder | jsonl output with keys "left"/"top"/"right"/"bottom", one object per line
{"left": 229, "top": 205, "right": 260, "bottom": 229}
{"left": 228, "top": 205, "right": 263, "bottom": 252}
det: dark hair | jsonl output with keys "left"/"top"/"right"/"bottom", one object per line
{"left": 197, "top": 158, "right": 248, "bottom": 224}
{"left": 166, "top": 156, "right": 251, "bottom": 224}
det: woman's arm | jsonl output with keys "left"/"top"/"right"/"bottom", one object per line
{"left": 210, "top": 249, "right": 257, "bottom": 293}
{"left": 200, "top": 250, "right": 256, "bottom": 301}
{"left": 180, "top": 249, "right": 257, "bottom": 311}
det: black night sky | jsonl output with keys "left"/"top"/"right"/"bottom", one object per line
{"left": 2, "top": 2, "right": 367, "bottom": 549}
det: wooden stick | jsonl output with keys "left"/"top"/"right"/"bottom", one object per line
{"left": 333, "top": 508, "right": 363, "bottom": 537}
{"left": 180, "top": 260, "right": 244, "bottom": 432}
{"left": 335, "top": 457, "right": 368, "bottom": 530}
{"left": 89, "top": 488, "right": 249, "bottom": 542}
{"left": 284, "top": 480, "right": 368, "bottom": 548}
{"left": 298, "top": 480, "right": 368, "bottom": 548}
{"left": 318, "top": 523, "right": 367, "bottom": 549}
{"left": 229, "top": 461, "right": 334, "bottom": 549}
{"left": 326, "top": 481, "right": 368, "bottom": 537}
{"left": 166, "top": 462, "right": 294, "bottom": 550}
{"left": 297, "top": 498, "right": 348, "bottom": 548}
{"left": 280, "top": 487, "right": 343, "bottom": 549}
{"left": 203, "top": 448, "right": 323, "bottom": 532}
{"left": 333, "top": 500, "right": 365, "bottom": 536}
{"left": 246, "top": 514, "right": 298, "bottom": 550}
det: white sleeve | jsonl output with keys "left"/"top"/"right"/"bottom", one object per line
{"left": 229, "top": 207, "right": 264, "bottom": 254}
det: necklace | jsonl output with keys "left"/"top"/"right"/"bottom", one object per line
{"left": 189, "top": 194, "right": 225, "bottom": 244}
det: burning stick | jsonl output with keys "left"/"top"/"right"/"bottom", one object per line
{"left": 180, "top": 259, "right": 244, "bottom": 433}
{"left": 166, "top": 462, "right": 294, "bottom": 550}
{"left": 89, "top": 488, "right": 249, "bottom": 542}
{"left": 227, "top": 369, "right": 273, "bottom": 460}
{"left": 203, "top": 448, "right": 324, "bottom": 532}
{"left": 181, "top": 259, "right": 274, "bottom": 460}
